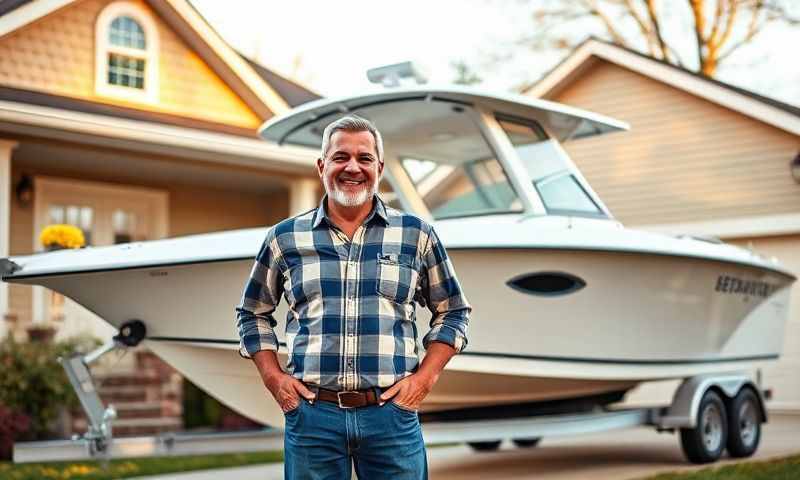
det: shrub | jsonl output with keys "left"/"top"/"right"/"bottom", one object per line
{"left": 0, "top": 404, "right": 30, "bottom": 460}
{"left": 0, "top": 336, "right": 99, "bottom": 446}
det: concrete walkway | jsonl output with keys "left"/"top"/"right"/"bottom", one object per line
{"left": 132, "top": 413, "right": 800, "bottom": 480}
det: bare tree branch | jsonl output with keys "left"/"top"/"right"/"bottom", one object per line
{"left": 717, "top": 1, "right": 769, "bottom": 61}
{"left": 688, "top": 0, "right": 708, "bottom": 69}
{"left": 623, "top": 0, "right": 658, "bottom": 56}
{"left": 708, "top": 0, "right": 727, "bottom": 45}
{"left": 586, "top": 0, "right": 630, "bottom": 46}
{"left": 645, "top": 0, "right": 671, "bottom": 61}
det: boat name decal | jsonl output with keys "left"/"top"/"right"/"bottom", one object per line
{"left": 715, "top": 275, "right": 776, "bottom": 298}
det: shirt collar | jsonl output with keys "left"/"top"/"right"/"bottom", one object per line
{"left": 312, "top": 194, "right": 389, "bottom": 230}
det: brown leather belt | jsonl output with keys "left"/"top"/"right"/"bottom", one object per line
{"left": 311, "top": 386, "right": 382, "bottom": 409}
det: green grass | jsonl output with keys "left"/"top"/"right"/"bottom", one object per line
{"left": 0, "top": 450, "right": 283, "bottom": 480}
{"left": 642, "top": 454, "right": 800, "bottom": 480}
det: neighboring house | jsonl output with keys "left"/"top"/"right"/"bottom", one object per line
{"left": 0, "top": 0, "right": 322, "bottom": 433}
{"left": 523, "top": 38, "right": 800, "bottom": 412}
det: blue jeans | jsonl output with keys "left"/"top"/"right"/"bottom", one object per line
{"left": 283, "top": 398, "right": 428, "bottom": 479}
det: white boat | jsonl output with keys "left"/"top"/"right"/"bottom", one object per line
{"left": 2, "top": 86, "right": 795, "bottom": 428}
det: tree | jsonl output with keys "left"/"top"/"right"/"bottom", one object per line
{"left": 521, "top": 0, "right": 799, "bottom": 76}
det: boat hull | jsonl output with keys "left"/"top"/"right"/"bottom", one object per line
{"left": 8, "top": 246, "right": 792, "bottom": 426}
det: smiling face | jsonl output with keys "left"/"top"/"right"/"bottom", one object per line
{"left": 317, "top": 129, "right": 384, "bottom": 208}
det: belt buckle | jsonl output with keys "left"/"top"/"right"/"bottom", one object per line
{"left": 337, "top": 391, "right": 361, "bottom": 409}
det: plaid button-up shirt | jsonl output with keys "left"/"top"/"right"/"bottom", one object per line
{"left": 235, "top": 195, "right": 471, "bottom": 391}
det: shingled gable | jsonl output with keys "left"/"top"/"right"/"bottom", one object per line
{"left": 524, "top": 37, "right": 800, "bottom": 137}
{"left": 0, "top": 0, "right": 320, "bottom": 129}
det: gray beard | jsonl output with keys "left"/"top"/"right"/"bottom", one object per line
{"left": 324, "top": 176, "right": 378, "bottom": 207}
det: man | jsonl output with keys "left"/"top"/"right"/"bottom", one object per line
{"left": 236, "top": 115, "right": 471, "bottom": 479}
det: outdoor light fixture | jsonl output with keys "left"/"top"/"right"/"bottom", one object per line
{"left": 792, "top": 152, "right": 800, "bottom": 184}
{"left": 15, "top": 174, "right": 33, "bottom": 206}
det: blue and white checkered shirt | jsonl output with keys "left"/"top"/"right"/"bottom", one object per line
{"left": 235, "top": 195, "right": 471, "bottom": 391}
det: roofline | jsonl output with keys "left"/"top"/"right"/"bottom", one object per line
{"left": 0, "top": 97, "right": 316, "bottom": 171}
{"left": 164, "top": 0, "right": 289, "bottom": 115}
{"left": 239, "top": 52, "right": 321, "bottom": 100}
{"left": 0, "top": 0, "right": 72, "bottom": 37}
{"left": 0, "top": 0, "right": 290, "bottom": 117}
{"left": 523, "top": 38, "right": 800, "bottom": 137}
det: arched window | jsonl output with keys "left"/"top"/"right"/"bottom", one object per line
{"left": 95, "top": 2, "right": 159, "bottom": 102}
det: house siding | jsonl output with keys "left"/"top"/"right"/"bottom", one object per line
{"left": 730, "top": 235, "right": 800, "bottom": 411}
{"left": 546, "top": 60, "right": 800, "bottom": 226}
{"left": 0, "top": 0, "right": 262, "bottom": 129}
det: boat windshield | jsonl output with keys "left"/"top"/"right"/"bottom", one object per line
{"left": 497, "top": 117, "right": 604, "bottom": 217}
{"left": 284, "top": 99, "right": 523, "bottom": 220}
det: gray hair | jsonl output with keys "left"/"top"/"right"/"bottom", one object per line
{"left": 320, "top": 115, "right": 384, "bottom": 162}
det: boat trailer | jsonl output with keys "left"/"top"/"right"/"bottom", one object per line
{"left": 14, "top": 329, "right": 769, "bottom": 466}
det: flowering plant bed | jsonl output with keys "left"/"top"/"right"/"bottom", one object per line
{"left": 0, "top": 451, "right": 283, "bottom": 479}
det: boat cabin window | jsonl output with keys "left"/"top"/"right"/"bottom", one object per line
{"left": 535, "top": 173, "right": 602, "bottom": 215}
{"left": 284, "top": 99, "right": 522, "bottom": 219}
{"left": 497, "top": 117, "right": 604, "bottom": 217}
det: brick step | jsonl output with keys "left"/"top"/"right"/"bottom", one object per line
{"left": 94, "top": 371, "right": 162, "bottom": 387}
{"left": 97, "top": 385, "right": 149, "bottom": 403}
{"left": 72, "top": 401, "right": 182, "bottom": 421}
{"left": 73, "top": 417, "right": 182, "bottom": 437}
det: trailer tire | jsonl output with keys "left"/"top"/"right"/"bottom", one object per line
{"left": 680, "top": 389, "right": 728, "bottom": 464}
{"left": 512, "top": 437, "right": 541, "bottom": 448}
{"left": 726, "top": 387, "right": 761, "bottom": 458}
{"left": 468, "top": 440, "right": 502, "bottom": 452}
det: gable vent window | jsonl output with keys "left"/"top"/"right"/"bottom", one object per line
{"left": 96, "top": 2, "right": 159, "bottom": 102}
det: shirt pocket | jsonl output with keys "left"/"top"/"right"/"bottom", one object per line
{"left": 376, "top": 253, "right": 420, "bottom": 305}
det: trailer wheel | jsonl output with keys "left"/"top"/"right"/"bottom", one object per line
{"left": 680, "top": 389, "right": 728, "bottom": 464}
{"left": 726, "top": 387, "right": 761, "bottom": 458}
{"left": 468, "top": 440, "right": 502, "bottom": 452}
{"left": 512, "top": 437, "right": 541, "bottom": 448}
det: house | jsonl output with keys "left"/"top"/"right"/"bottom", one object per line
{"left": 523, "top": 38, "right": 800, "bottom": 412}
{"left": 0, "top": 0, "right": 323, "bottom": 434}
{"left": 0, "top": 0, "right": 325, "bottom": 342}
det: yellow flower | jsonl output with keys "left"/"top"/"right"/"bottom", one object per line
{"left": 39, "top": 224, "right": 86, "bottom": 249}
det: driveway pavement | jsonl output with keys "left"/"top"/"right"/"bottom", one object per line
{"left": 133, "top": 413, "right": 800, "bottom": 480}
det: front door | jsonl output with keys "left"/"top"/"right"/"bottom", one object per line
{"left": 32, "top": 176, "right": 168, "bottom": 342}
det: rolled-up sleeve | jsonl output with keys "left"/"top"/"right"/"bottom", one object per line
{"left": 235, "top": 228, "right": 284, "bottom": 358}
{"left": 419, "top": 226, "right": 471, "bottom": 353}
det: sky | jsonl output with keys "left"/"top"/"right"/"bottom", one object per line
{"left": 189, "top": 0, "right": 800, "bottom": 106}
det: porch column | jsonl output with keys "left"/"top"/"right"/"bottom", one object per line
{"left": 0, "top": 139, "right": 18, "bottom": 339}
{"left": 288, "top": 177, "right": 319, "bottom": 216}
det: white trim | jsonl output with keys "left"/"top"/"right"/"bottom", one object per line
{"left": 636, "top": 213, "right": 800, "bottom": 239}
{"left": 0, "top": 0, "right": 74, "bottom": 39}
{"left": 0, "top": 140, "right": 18, "bottom": 338}
{"left": 95, "top": 1, "right": 159, "bottom": 104}
{"left": 0, "top": 99, "right": 317, "bottom": 170}
{"left": 525, "top": 40, "right": 800, "bottom": 137}
{"left": 31, "top": 175, "right": 169, "bottom": 324}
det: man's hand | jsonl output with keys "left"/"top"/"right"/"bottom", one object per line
{"left": 251, "top": 350, "right": 315, "bottom": 413}
{"left": 264, "top": 372, "right": 315, "bottom": 413}
{"left": 379, "top": 341, "right": 457, "bottom": 410}
{"left": 379, "top": 371, "right": 436, "bottom": 411}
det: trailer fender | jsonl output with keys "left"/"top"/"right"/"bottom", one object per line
{"left": 658, "top": 374, "right": 766, "bottom": 429}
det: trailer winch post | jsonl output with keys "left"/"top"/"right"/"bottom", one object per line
{"left": 57, "top": 320, "right": 146, "bottom": 458}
